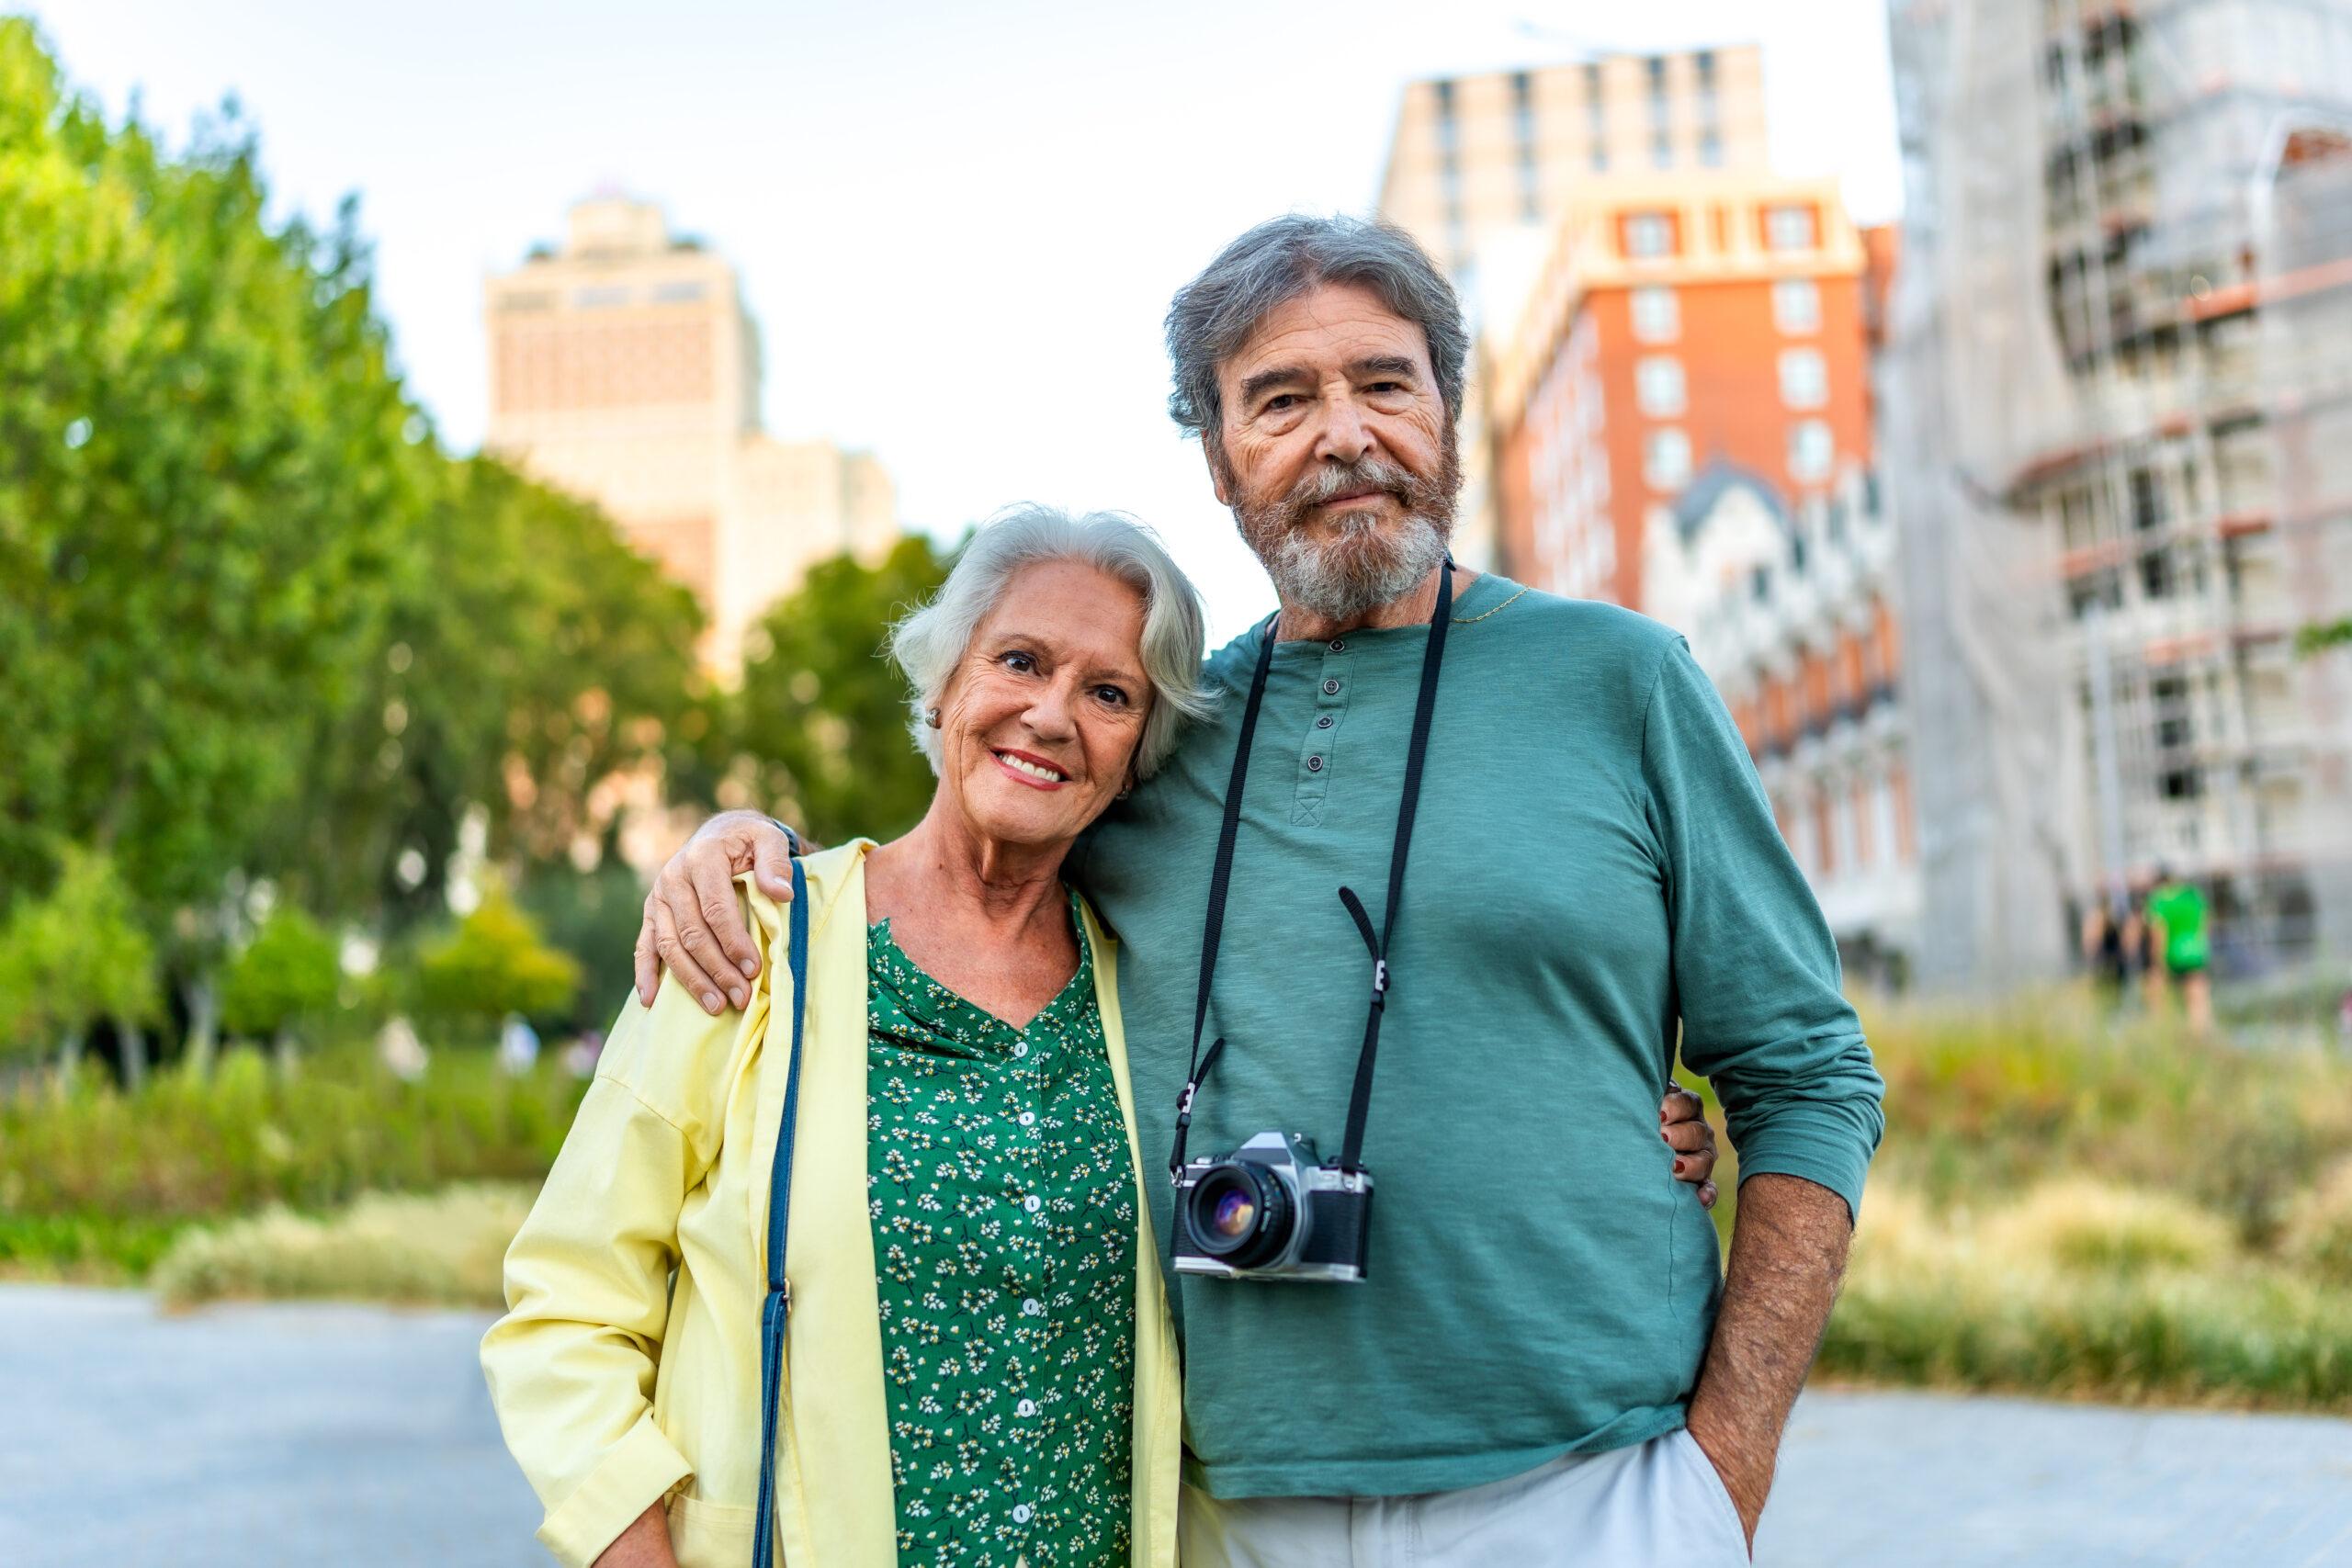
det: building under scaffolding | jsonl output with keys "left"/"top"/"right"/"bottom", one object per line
{"left": 1883, "top": 0, "right": 2352, "bottom": 990}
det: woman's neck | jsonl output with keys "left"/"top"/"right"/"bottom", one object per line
{"left": 866, "top": 802, "right": 1070, "bottom": 942}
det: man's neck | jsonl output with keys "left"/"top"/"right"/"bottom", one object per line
{"left": 1272, "top": 563, "right": 1479, "bottom": 643}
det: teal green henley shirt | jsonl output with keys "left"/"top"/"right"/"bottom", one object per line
{"left": 1070, "top": 571, "right": 1884, "bottom": 1501}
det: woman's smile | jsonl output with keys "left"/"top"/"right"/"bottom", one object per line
{"left": 992, "top": 747, "right": 1072, "bottom": 788}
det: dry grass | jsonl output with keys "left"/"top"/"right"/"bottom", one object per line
{"left": 149, "top": 1184, "right": 532, "bottom": 1310}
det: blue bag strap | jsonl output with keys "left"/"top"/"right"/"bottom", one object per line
{"left": 752, "top": 852, "right": 808, "bottom": 1568}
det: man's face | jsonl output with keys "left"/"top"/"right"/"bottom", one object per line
{"left": 1207, "top": 281, "right": 1460, "bottom": 622}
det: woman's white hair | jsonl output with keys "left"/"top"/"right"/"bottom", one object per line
{"left": 888, "top": 505, "right": 1214, "bottom": 781}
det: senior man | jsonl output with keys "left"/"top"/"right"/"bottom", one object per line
{"left": 639, "top": 215, "right": 1882, "bottom": 1564}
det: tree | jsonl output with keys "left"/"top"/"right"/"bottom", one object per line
{"left": 0, "top": 847, "right": 161, "bottom": 1083}
{"left": 0, "top": 22, "right": 420, "bottom": 923}
{"left": 266, "top": 457, "right": 707, "bottom": 930}
{"left": 409, "top": 886, "right": 582, "bottom": 1043}
{"left": 726, "top": 536, "right": 956, "bottom": 846}
{"left": 219, "top": 906, "right": 342, "bottom": 1069}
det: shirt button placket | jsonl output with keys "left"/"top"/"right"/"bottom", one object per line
{"left": 1295, "top": 643, "right": 1350, "bottom": 823}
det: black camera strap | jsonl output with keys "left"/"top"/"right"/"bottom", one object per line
{"left": 1170, "top": 558, "right": 1453, "bottom": 1181}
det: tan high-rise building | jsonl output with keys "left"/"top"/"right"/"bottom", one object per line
{"left": 485, "top": 196, "right": 897, "bottom": 670}
{"left": 1380, "top": 47, "right": 1769, "bottom": 280}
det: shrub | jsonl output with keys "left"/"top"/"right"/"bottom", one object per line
{"left": 0, "top": 1039, "right": 583, "bottom": 1279}
{"left": 1982, "top": 1179, "right": 2234, "bottom": 1276}
{"left": 220, "top": 906, "right": 342, "bottom": 1047}
{"left": 2281, "top": 1160, "right": 2352, "bottom": 1287}
{"left": 1824, "top": 1181, "right": 2352, "bottom": 1410}
{"left": 409, "top": 885, "right": 582, "bottom": 1042}
{"left": 152, "top": 1184, "right": 532, "bottom": 1309}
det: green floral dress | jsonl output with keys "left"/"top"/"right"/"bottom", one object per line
{"left": 866, "top": 892, "right": 1139, "bottom": 1567}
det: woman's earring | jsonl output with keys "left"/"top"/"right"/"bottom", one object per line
{"left": 924, "top": 706, "right": 941, "bottom": 729}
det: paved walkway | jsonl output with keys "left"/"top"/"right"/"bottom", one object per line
{"left": 3, "top": 1283, "right": 2347, "bottom": 1565}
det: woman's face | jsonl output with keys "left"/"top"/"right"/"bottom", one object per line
{"left": 933, "top": 559, "right": 1153, "bottom": 853}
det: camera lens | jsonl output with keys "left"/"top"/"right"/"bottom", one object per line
{"left": 1186, "top": 1163, "right": 1293, "bottom": 1270}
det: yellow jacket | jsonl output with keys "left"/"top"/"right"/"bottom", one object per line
{"left": 481, "top": 841, "right": 1183, "bottom": 1567}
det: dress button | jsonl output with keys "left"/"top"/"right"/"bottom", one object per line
{"left": 1012, "top": 1504, "right": 1035, "bottom": 1525}
{"left": 1306, "top": 755, "right": 1324, "bottom": 773}
{"left": 1016, "top": 1398, "right": 1038, "bottom": 1416}
{"left": 1316, "top": 715, "right": 1334, "bottom": 729}
{"left": 1018, "top": 1111, "right": 1036, "bottom": 1126}
{"left": 1329, "top": 638, "right": 1346, "bottom": 652}
{"left": 1022, "top": 1297, "right": 1044, "bottom": 1315}
{"left": 1322, "top": 677, "right": 1340, "bottom": 695}
{"left": 1023, "top": 1194, "right": 1043, "bottom": 1213}
{"left": 1012, "top": 1042, "right": 1029, "bottom": 1058}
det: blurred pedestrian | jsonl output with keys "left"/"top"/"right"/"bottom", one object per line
{"left": 497, "top": 1012, "right": 540, "bottom": 1077}
{"left": 2145, "top": 864, "right": 2213, "bottom": 1035}
{"left": 560, "top": 1027, "right": 603, "bottom": 1079}
{"left": 2080, "top": 895, "right": 2128, "bottom": 1011}
{"left": 376, "top": 1016, "right": 428, "bottom": 1083}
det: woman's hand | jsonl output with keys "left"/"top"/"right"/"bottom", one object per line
{"left": 1661, "top": 1086, "right": 1720, "bottom": 1209}
{"left": 634, "top": 811, "right": 801, "bottom": 1013}
{"left": 592, "top": 1502, "right": 678, "bottom": 1568}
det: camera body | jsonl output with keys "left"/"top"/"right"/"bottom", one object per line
{"left": 1170, "top": 1130, "right": 1374, "bottom": 1283}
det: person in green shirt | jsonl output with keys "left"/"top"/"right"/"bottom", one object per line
{"left": 641, "top": 215, "right": 1876, "bottom": 1565}
{"left": 2146, "top": 865, "right": 2214, "bottom": 1035}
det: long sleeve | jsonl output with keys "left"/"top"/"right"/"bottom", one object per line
{"left": 480, "top": 975, "right": 757, "bottom": 1567}
{"left": 1640, "top": 636, "right": 1884, "bottom": 1221}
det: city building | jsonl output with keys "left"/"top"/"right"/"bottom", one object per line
{"left": 484, "top": 196, "right": 897, "bottom": 671}
{"left": 1377, "top": 47, "right": 1769, "bottom": 568}
{"left": 1486, "top": 171, "right": 1877, "bottom": 613}
{"left": 1647, "top": 462, "right": 1919, "bottom": 984}
{"left": 1882, "top": 0, "right": 2352, "bottom": 987}
{"left": 1379, "top": 47, "right": 1769, "bottom": 281}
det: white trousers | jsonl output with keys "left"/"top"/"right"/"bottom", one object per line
{"left": 1177, "top": 1430, "right": 1751, "bottom": 1567}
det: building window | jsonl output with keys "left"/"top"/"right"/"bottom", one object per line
{"left": 1790, "top": 419, "right": 1835, "bottom": 481}
{"left": 1772, "top": 277, "right": 1821, "bottom": 333}
{"left": 1652, "top": 132, "right": 1674, "bottom": 169}
{"left": 574, "top": 286, "right": 631, "bottom": 309}
{"left": 1700, "top": 130, "right": 1724, "bottom": 167}
{"left": 1635, "top": 355, "right": 1687, "bottom": 416}
{"left": 1631, "top": 285, "right": 1679, "bottom": 342}
{"left": 651, "top": 281, "right": 707, "bottom": 303}
{"left": 1644, "top": 427, "right": 1692, "bottom": 489}
{"left": 1624, "top": 211, "right": 1676, "bottom": 258}
{"left": 1779, "top": 347, "right": 1828, "bottom": 409}
{"left": 1765, "top": 204, "right": 1818, "bottom": 251}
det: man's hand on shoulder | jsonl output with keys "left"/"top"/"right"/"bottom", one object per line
{"left": 633, "top": 809, "right": 801, "bottom": 1014}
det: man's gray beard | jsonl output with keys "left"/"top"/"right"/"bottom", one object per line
{"left": 1261, "top": 508, "right": 1450, "bottom": 624}
{"left": 1232, "top": 449, "right": 1460, "bottom": 624}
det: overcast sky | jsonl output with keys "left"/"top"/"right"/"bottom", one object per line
{"left": 30, "top": 0, "right": 1902, "bottom": 641}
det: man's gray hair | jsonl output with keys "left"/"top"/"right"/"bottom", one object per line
{"left": 888, "top": 505, "right": 1213, "bottom": 781}
{"left": 1164, "top": 214, "right": 1469, "bottom": 451}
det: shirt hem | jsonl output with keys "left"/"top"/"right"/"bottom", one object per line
{"left": 1181, "top": 1405, "right": 1689, "bottom": 1500}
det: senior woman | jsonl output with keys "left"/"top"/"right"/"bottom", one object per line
{"left": 482, "top": 506, "right": 1213, "bottom": 1568}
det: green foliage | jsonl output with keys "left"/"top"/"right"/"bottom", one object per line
{"left": 0, "top": 20, "right": 420, "bottom": 918}
{"left": 0, "top": 846, "right": 159, "bottom": 1058}
{"left": 518, "top": 852, "right": 650, "bottom": 1033}
{"left": 727, "top": 535, "right": 956, "bottom": 846}
{"left": 2294, "top": 616, "right": 2352, "bottom": 656}
{"left": 219, "top": 906, "right": 341, "bottom": 1043}
{"left": 0, "top": 17, "right": 707, "bottom": 967}
{"left": 1821, "top": 1182, "right": 2352, "bottom": 1411}
{"left": 0, "top": 1041, "right": 584, "bottom": 1278}
{"left": 410, "top": 886, "right": 582, "bottom": 1039}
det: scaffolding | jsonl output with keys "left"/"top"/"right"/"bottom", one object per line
{"left": 1882, "top": 0, "right": 2352, "bottom": 991}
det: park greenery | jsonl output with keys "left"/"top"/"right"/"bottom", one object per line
{"left": 0, "top": 19, "right": 948, "bottom": 1078}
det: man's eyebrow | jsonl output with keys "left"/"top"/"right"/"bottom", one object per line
{"left": 1240, "top": 364, "right": 1319, "bottom": 408}
{"left": 1351, "top": 355, "right": 1421, "bottom": 381}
